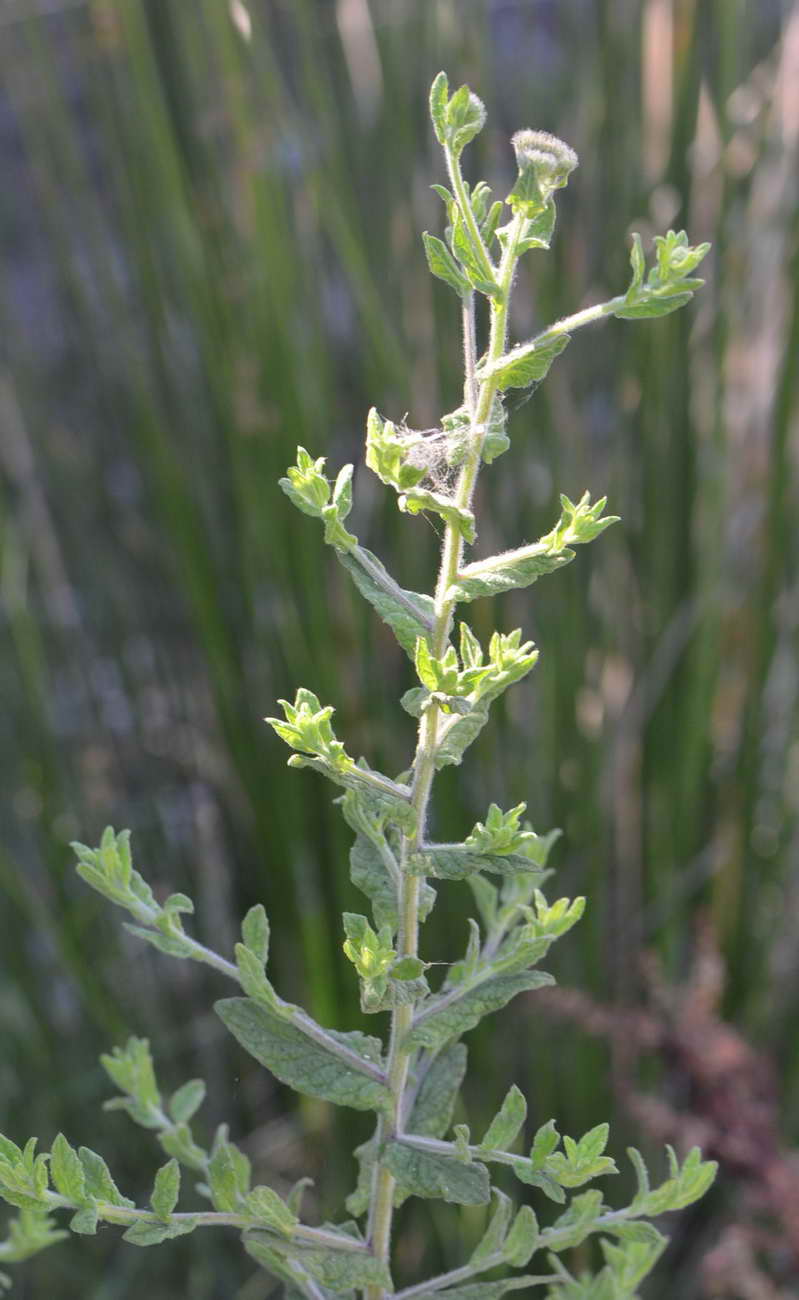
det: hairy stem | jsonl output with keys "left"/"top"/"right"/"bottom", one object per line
{"left": 42, "top": 1192, "right": 369, "bottom": 1252}
{"left": 396, "top": 1260, "right": 559, "bottom": 1300}
{"left": 364, "top": 208, "right": 526, "bottom": 1300}
{"left": 446, "top": 149, "right": 496, "bottom": 286}
{"left": 530, "top": 295, "right": 623, "bottom": 347}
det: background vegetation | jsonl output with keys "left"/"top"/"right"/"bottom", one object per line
{"left": 0, "top": 1, "right": 797, "bottom": 1296}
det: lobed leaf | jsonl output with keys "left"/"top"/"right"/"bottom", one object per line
{"left": 503, "top": 1204, "right": 540, "bottom": 1267}
{"left": 241, "top": 905, "right": 270, "bottom": 964}
{"left": 406, "top": 971, "right": 555, "bottom": 1051}
{"left": 151, "top": 1160, "right": 180, "bottom": 1222}
{"left": 77, "top": 1148, "right": 133, "bottom": 1209}
{"left": 207, "top": 1137, "right": 250, "bottom": 1213}
{"left": 479, "top": 1085, "right": 527, "bottom": 1153}
{"left": 423, "top": 232, "right": 471, "bottom": 297}
{"left": 245, "top": 1185, "right": 297, "bottom": 1237}
{"left": 245, "top": 1231, "right": 392, "bottom": 1293}
{"left": 409, "top": 845, "right": 549, "bottom": 883}
{"left": 628, "top": 1145, "right": 717, "bottom": 1215}
{"left": 469, "top": 1188, "right": 513, "bottom": 1264}
{"left": 49, "top": 1135, "right": 86, "bottom": 1204}
{"left": 478, "top": 334, "right": 570, "bottom": 392}
{"left": 216, "top": 998, "right": 390, "bottom": 1113}
{"left": 382, "top": 1141, "right": 490, "bottom": 1206}
{"left": 168, "top": 1080, "right": 206, "bottom": 1127}
{"left": 336, "top": 546, "right": 434, "bottom": 658}
{"left": 448, "top": 546, "right": 573, "bottom": 604}
{"left": 407, "top": 1043, "right": 468, "bottom": 1139}
{"left": 122, "top": 1218, "right": 197, "bottom": 1247}
{"left": 542, "top": 1190, "right": 604, "bottom": 1252}
{"left": 615, "top": 229, "right": 710, "bottom": 321}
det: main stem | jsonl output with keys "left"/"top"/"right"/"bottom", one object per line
{"left": 365, "top": 202, "right": 525, "bottom": 1300}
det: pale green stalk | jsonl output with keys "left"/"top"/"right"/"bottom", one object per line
{"left": 364, "top": 190, "right": 527, "bottom": 1300}
{"left": 42, "top": 1192, "right": 365, "bottom": 1251}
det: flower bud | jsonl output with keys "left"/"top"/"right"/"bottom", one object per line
{"left": 511, "top": 129, "right": 578, "bottom": 192}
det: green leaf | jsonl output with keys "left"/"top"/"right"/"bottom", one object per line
{"left": 516, "top": 199, "right": 557, "bottom": 253}
{"left": 49, "top": 1135, "right": 86, "bottom": 1203}
{"left": 628, "top": 230, "right": 645, "bottom": 292}
{"left": 280, "top": 448, "right": 357, "bottom": 551}
{"left": 615, "top": 292, "right": 693, "bottom": 319}
{"left": 241, "top": 905, "right": 270, "bottom": 964}
{"left": 410, "top": 846, "right": 549, "bottom": 882}
{"left": 122, "top": 1217, "right": 197, "bottom": 1247}
{"left": 245, "top": 1185, "right": 297, "bottom": 1236}
{"left": 409, "top": 1043, "right": 468, "bottom": 1139}
{"left": 392, "top": 956, "right": 426, "bottom": 981}
{"left": 530, "top": 1119, "right": 560, "bottom": 1169}
{"left": 216, "top": 998, "right": 390, "bottom": 1112}
{"left": 448, "top": 546, "right": 573, "bottom": 604}
{"left": 432, "top": 701, "right": 492, "bottom": 768}
{"left": 168, "top": 1080, "right": 206, "bottom": 1126}
{"left": 406, "top": 971, "right": 555, "bottom": 1051}
{"left": 336, "top": 546, "right": 435, "bottom": 658}
{"left": 599, "top": 1233, "right": 668, "bottom": 1292}
{"left": 503, "top": 1205, "right": 539, "bottom": 1267}
{"left": 543, "top": 1190, "right": 603, "bottom": 1251}
{"left": 123, "top": 924, "right": 194, "bottom": 959}
{"left": 341, "top": 794, "right": 435, "bottom": 931}
{"left": 69, "top": 1206, "right": 98, "bottom": 1235}
{"left": 0, "top": 1141, "right": 51, "bottom": 1212}
{"left": 383, "top": 1141, "right": 490, "bottom": 1205}
{"left": 539, "top": 492, "right": 620, "bottom": 551}
{"left": 342, "top": 913, "right": 396, "bottom": 981}
{"left": 398, "top": 486, "right": 476, "bottom": 542}
{"left": 157, "top": 1124, "right": 208, "bottom": 1173}
{"left": 207, "top": 1140, "right": 247, "bottom": 1213}
{"left": 545, "top": 1122, "right": 618, "bottom": 1188}
{"left": 321, "top": 465, "right": 358, "bottom": 551}
{"left": 346, "top": 1134, "right": 378, "bottom": 1218}
{"left": 423, "top": 232, "right": 470, "bottom": 296}
{"left": 77, "top": 1148, "right": 134, "bottom": 1209}
{"left": 470, "top": 1188, "right": 513, "bottom": 1264}
{"left": 478, "top": 334, "right": 570, "bottom": 392}
{"left": 0, "top": 1206, "right": 68, "bottom": 1266}
{"left": 266, "top": 689, "right": 352, "bottom": 768}
{"left": 465, "top": 803, "right": 560, "bottom": 865}
{"left": 287, "top": 753, "right": 416, "bottom": 832}
{"left": 365, "top": 408, "right": 428, "bottom": 492}
{"left": 279, "top": 446, "right": 330, "bottom": 517}
{"left": 235, "top": 943, "right": 283, "bottom": 1011}
{"left": 449, "top": 209, "right": 500, "bottom": 299}
{"left": 245, "top": 1231, "right": 392, "bottom": 1292}
{"left": 444, "top": 83, "right": 486, "bottom": 156}
{"left": 151, "top": 1159, "right": 180, "bottom": 1221}
{"left": 616, "top": 229, "right": 710, "bottom": 321}
{"left": 348, "top": 833, "right": 399, "bottom": 932}
{"left": 479, "top": 1085, "right": 527, "bottom": 1152}
{"left": 429, "top": 71, "right": 449, "bottom": 144}
{"left": 0, "top": 1137, "right": 22, "bottom": 1166}
{"left": 628, "top": 1145, "right": 717, "bottom": 1214}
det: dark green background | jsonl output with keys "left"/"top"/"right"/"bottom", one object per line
{"left": 1, "top": 1, "right": 796, "bottom": 1295}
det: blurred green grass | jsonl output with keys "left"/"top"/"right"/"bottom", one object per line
{"left": 0, "top": 0, "right": 797, "bottom": 1295}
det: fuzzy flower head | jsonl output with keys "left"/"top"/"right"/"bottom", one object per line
{"left": 511, "top": 129, "right": 578, "bottom": 193}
